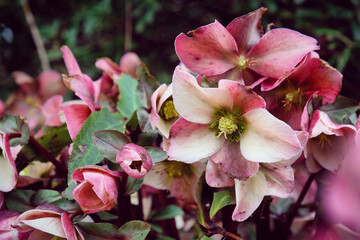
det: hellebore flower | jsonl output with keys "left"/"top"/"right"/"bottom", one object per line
{"left": 304, "top": 110, "right": 356, "bottom": 173}
{"left": 0, "top": 133, "right": 18, "bottom": 192}
{"left": 116, "top": 143, "right": 153, "bottom": 179}
{"left": 15, "top": 206, "right": 84, "bottom": 240}
{"left": 150, "top": 83, "right": 180, "bottom": 138}
{"left": 261, "top": 53, "right": 342, "bottom": 130}
{"left": 167, "top": 67, "right": 303, "bottom": 182}
{"left": 0, "top": 210, "right": 30, "bottom": 240}
{"left": 175, "top": 8, "right": 319, "bottom": 86}
{"left": 72, "top": 165, "right": 121, "bottom": 214}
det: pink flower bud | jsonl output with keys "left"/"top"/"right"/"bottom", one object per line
{"left": 116, "top": 143, "right": 153, "bottom": 179}
{"left": 72, "top": 165, "right": 121, "bottom": 214}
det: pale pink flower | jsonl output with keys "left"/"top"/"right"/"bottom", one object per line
{"left": 116, "top": 143, "right": 153, "bottom": 179}
{"left": 0, "top": 133, "right": 18, "bottom": 192}
{"left": 175, "top": 8, "right": 319, "bottom": 86}
{"left": 304, "top": 110, "right": 356, "bottom": 173}
{"left": 15, "top": 206, "right": 84, "bottom": 240}
{"left": 72, "top": 165, "right": 121, "bottom": 214}
{"left": 150, "top": 83, "right": 179, "bottom": 138}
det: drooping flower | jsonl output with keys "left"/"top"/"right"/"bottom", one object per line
{"left": 175, "top": 8, "right": 319, "bottom": 86}
{"left": 304, "top": 110, "right": 356, "bottom": 173}
{"left": 116, "top": 143, "right": 153, "bottom": 179}
{"left": 72, "top": 165, "right": 121, "bottom": 214}
{"left": 150, "top": 83, "right": 179, "bottom": 138}
{"left": 167, "top": 67, "right": 304, "bottom": 180}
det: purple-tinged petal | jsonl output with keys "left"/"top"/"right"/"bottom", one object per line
{"left": 172, "top": 67, "right": 232, "bottom": 124}
{"left": 206, "top": 159, "right": 235, "bottom": 188}
{"left": 218, "top": 80, "right": 266, "bottom": 114}
{"left": 232, "top": 172, "right": 267, "bottom": 221}
{"left": 175, "top": 20, "right": 239, "bottom": 76}
{"left": 241, "top": 108, "right": 303, "bottom": 163}
{"left": 226, "top": 7, "right": 266, "bottom": 55}
{"left": 0, "top": 133, "right": 18, "bottom": 192}
{"left": 63, "top": 103, "right": 92, "bottom": 140}
{"left": 95, "top": 58, "right": 122, "bottom": 78}
{"left": 61, "top": 213, "right": 77, "bottom": 240}
{"left": 0, "top": 100, "right": 5, "bottom": 118}
{"left": 211, "top": 142, "right": 259, "bottom": 180}
{"left": 120, "top": 52, "right": 141, "bottom": 79}
{"left": 42, "top": 95, "right": 63, "bottom": 127}
{"left": 61, "top": 46, "right": 82, "bottom": 75}
{"left": 167, "top": 118, "right": 224, "bottom": 163}
{"left": 262, "top": 162, "right": 295, "bottom": 198}
{"left": 247, "top": 29, "right": 319, "bottom": 79}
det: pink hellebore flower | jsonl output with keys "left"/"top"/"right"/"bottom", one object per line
{"left": 304, "top": 110, "right": 356, "bottom": 173}
{"left": 15, "top": 206, "right": 84, "bottom": 240}
{"left": 175, "top": 8, "right": 319, "bottom": 85}
{"left": 168, "top": 67, "right": 303, "bottom": 181}
{"left": 0, "top": 210, "right": 30, "bottom": 240}
{"left": 61, "top": 46, "right": 102, "bottom": 140}
{"left": 261, "top": 53, "right": 342, "bottom": 130}
{"left": 116, "top": 143, "right": 153, "bottom": 179}
{"left": 150, "top": 83, "right": 179, "bottom": 138}
{"left": 72, "top": 165, "right": 121, "bottom": 214}
{"left": 0, "top": 133, "right": 18, "bottom": 192}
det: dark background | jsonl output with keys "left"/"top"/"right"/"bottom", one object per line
{"left": 1, "top": 0, "right": 360, "bottom": 101}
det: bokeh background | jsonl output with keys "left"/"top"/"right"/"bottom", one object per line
{"left": 1, "top": 0, "right": 360, "bottom": 101}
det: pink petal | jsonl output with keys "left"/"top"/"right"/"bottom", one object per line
{"left": 211, "top": 142, "right": 259, "bottom": 180}
{"left": 0, "top": 134, "right": 18, "bottom": 192}
{"left": 120, "top": 52, "right": 141, "bottom": 78}
{"left": 170, "top": 175, "right": 198, "bottom": 204}
{"left": 63, "top": 103, "right": 92, "bottom": 140}
{"left": 72, "top": 181, "right": 104, "bottom": 213}
{"left": 205, "top": 159, "right": 235, "bottom": 188}
{"left": 247, "top": 29, "right": 319, "bottom": 79}
{"left": 262, "top": 162, "right": 295, "bottom": 197}
{"left": 95, "top": 58, "right": 122, "bottom": 77}
{"left": 241, "top": 108, "right": 303, "bottom": 163}
{"left": 21, "top": 217, "right": 66, "bottom": 238}
{"left": 167, "top": 118, "right": 224, "bottom": 163}
{"left": 0, "top": 100, "right": 5, "bottom": 118}
{"left": 144, "top": 162, "right": 171, "bottom": 190}
{"left": 218, "top": 80, "right": 266, "bottom": 114}
{"left": 172, "top": 67, "right": 232, "bottom": 124}
{"left": 232, "top": 172, "right": 267, "bottom": 221}
{"left": 42, "top": 95, "right": 64, "bottom": 127}
{"left": 61, "top": 213, "right": 77, "bottom": 240}
{"left": 61, "top": 46, "right": 82, "bottom": 75}
{"left": 175, "top": 20, "right": 239, "bottom": 76}
{"left": 226, "top": 7, "right": 266, "bottom": 55}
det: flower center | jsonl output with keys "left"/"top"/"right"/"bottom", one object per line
{"left": 129, "top": 161, "right": 143, "bottom": 173}
{"left": 282, "top": 88, "right": 304, "bottom": 109}
{"left": 237, "top": 58, "right": 250, "bottom": 70}
{"left": 159, "top": 99, "right": 180, "bottom": 120}
{"left": 163, "top": 160, "right": 194, "bottom": 179}
{"left": 210, "top": 108, "right": 246, "bottom": 143}
{"left": 318, "top": 133, "right": 332, "bottom": 149}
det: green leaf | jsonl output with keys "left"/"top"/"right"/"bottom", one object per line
{"left": 136, "top": 63, "right": 159, "bottom": 109}
{"left": 5, "top": 189, "right": 34, "bottom": 212}
{"left": 0, "top": 114, "right": 30, "bottom": 146}
{"left": 209, "top": 190, "right": 235, "bottom": 219}
{"left": 319, "top": 95, "right": 359, "bottom": 125}
{"left": 30, "top": 189, "right": 79, "bottom": 212}
{"left": 151, "top": 205, "right": 184, "bottom": 220}
{"left": 195, "top": 173, "right": 213, "bottom": 227}
{"left": 125, "top": 176, "right": 144, "bottom": 195}
{"left": 118, "top": 220, "right": 151, "bottom": 240}
{"left": 145, "top": 147, "right": 168, "bottom": 164}
{"left": 137, "top": 108, "right": 152, "bottom": 132}
{"left": 116, "top": 75, "right": 142, "bottom": 118}
{"left": 96, "top": 211, "right": 118, "bottom": 221}
{"left": 337, "top": 47, "right": 351, "bottom": 72}
{"left": 76, "top": 222, "right": 120, "bottom": 239}
{"left": 65, "top": 108, "right": 125, "bottom": 199}
{"left": 199, "top": 236, "right": 212, "bottom": 240}
{"left": 92, "top": 130, "right": 130, "bottom": 162}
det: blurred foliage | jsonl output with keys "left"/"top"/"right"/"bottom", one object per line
{"left": 1, "top": 0, "right": 360, "bottom": 101}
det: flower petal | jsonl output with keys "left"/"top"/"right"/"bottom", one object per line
{"left": 205, "top": 159, "right": 235, "bottom": 188}
{"left": 61, "top": 46, "right": 82, "bottom": 75}
{"left": 172, "top": 67, "right": 232, "bottom": 124}
{"left": 63, "top": 103, "right": 92, "bottom": 140}
{"left": 167, "top": 118, "right": 224, "bottom": 163}
{"left": 241, "top": 108, "right": 303, "bottom": 163}
{"left": 262, "top": 162, "right": 295, "bottom": 197}
{"left": 232, "top": 171, "right": 267, "bottom": 221}
{"left": 247, "top": 29, "right": 319, "bottom": 79}
{"left": 42, "top": 95, "right": 64, "bottom": 127}
{"left": 0, "top": 134, "right": 17, "bottom": 192}
{"left": 175, "top": 20, "right": 239, "bottom": 76}
{"left": 61, "top": 213, "right": 77, "bottom": 240}
{"left": 211, "top": 142, "right": 259, "bottom": 180}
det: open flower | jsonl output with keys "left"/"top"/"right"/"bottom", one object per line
{"left": 72, "top": 165, "right": 121, "bottom": 214}
{"left": 167, "top": 67, "right": 303, "bottom": 182}
{"left": 304, "top": 110, "right": 356, "bottom": 173}
{"left": 116, "top": 143, "right": 153, "bottom": 179}
{"left": 15, "top": 206, "right": 84, "bottom": 240}
{"left": 175, "top": 8, "right": 319, "bottom": 85}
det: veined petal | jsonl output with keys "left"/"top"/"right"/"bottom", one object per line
{"left": 206, "top": 159, "right": 235, "bottom": 188}
{"left": 61, "top": 46, "right": 82, "bottom": 75}
{"left": 63, "top": 103, "right": 92, "bottom": 140}
{"left": 167, "top": 118, "right": 224, "bottom": 163}
{"left": 21, "top": 217, "right": 66, "bottom": 238}
{"left": 226, "top": 7, "right": 266, "bottom": 54}
{"left": 232, "top": 172, "right": 267, "bottom": 221}
{"left": 175, "top": 20, "right": 239, "bottom": 76}
{"left": 241, "top": 108, "right": 303, "bottom": 163}
{"left": 247, "top": 29, "right": 319, "bottom": 79}
{"left": 211, "top": 142, "right": 259, "bottom": 180}
{"left": 172, "top": 67, "right": 232, "bottom": 123}
{"left": 261, "top": 163, "right": 295, "bottom": 197}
